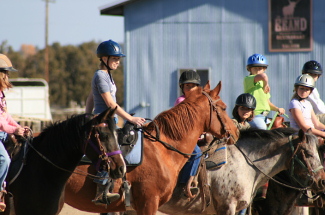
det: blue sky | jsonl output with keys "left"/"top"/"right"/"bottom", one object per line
{"left": 2, "top": 0, "right": 124, "bottom": 51}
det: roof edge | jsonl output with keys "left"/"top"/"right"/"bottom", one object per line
{"left": 99, "top": 0, "right": 134, "bottom": 16}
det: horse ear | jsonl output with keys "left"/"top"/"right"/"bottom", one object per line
{"left": 97, "top": 107, "right": 117, "bottom": 123}
{"left": 298, "top": 129, "right": 308, "bottom": 142}
{"left": 211, "top": 81, "right": 222, "bottom": 97}
{"left": 203, "top": 80, "right": 210, "bottom": 91}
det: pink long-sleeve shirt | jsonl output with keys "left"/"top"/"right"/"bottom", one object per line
{"left": 0, "top": 92, "right": 20, "bottom": 134}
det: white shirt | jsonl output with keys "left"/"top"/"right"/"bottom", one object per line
{"left": 307, "top": 88, "right": 325, "bottom": 114}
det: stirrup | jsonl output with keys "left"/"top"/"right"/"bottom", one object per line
{"left": 92, "top": 193, "right": 120, "bottom": 206}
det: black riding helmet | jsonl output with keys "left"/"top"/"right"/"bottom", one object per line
{"left": 235, "top": 93, "right": 256, "bottom": 109}
{"left": 302, "top": 60, "right": 322, "bottom": 76}
{"left": 179, "top": 70, "right": 201, "bottom": 87}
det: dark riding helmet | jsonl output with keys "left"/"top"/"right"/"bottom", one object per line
{"left": 235, "top": 93, "right": 256, "bottom": 110}
{"left": 179, "top": 70, "right": 201, "bottom": 87}
{"left": 0, "top": 54, "right": 17, "bottom": 72}
{"left": 295, "top": 74, "right": 315, "bottom": 89}
{"left": 246, "top": 54, "right": 268, "bottom": 71}
{"left": 302, "top": 60, "right": 322, "bottom": 76}
{"left": 96, "top": 40, "right": 126, "bottom": 58}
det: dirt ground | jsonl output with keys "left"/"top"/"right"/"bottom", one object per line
{"left": 59, "top": 204, "right": 98, "bottom": 215}
{"left": 59, "top": 203, "right": 167, "bottom": 215}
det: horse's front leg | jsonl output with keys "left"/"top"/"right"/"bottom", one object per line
{"left": 133, "top": 196, "right": 160, "bottom": 215}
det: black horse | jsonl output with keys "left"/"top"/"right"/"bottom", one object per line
{"left": 3, "top": 108, "right": 126, "bottom": 215}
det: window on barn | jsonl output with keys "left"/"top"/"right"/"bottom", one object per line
{"left": 177, "top": 68, "right": 210, "bottom": 97}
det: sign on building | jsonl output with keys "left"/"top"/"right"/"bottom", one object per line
{"left": 268, "top": 0, "right": 312, "bottom": 52}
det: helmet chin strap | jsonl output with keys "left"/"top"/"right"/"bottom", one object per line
{"left": 100, "top": 58, "right": 115, "bottom": 85}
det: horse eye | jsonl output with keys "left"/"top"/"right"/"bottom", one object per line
{"left": 304, "top": 150, "right": 312, "bottom": 158}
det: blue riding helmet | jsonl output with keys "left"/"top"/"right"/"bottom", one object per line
{"left": 96, "top": 40, "right": 126, "bottom": 58}
{"left": 302, "top": 60, "right": 323, "bottom": 76}
{"left": 246, "top": 54, "right": 268, "bottom": 71}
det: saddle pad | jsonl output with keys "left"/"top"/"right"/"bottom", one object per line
{"left": 124, "top": 130, "right": 143, "bottom": 166}
{"left": 205, "top": 143, "right": 227, "bottom": 170}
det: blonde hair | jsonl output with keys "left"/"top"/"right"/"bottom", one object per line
{"left": 98, "top": 60, "right": 106, "bottom": 70}
{"left": 0, "top": 72, "right": 12, "bottom": 91}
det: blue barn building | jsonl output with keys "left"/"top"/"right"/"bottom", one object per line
{"left": 99, "top": 0, "right": 325, "bottom": 120}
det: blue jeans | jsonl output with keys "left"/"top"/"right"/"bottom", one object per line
{"left": 179, "top": 145, "right": 201, "bottom": 183}
{"left": 249, "top": 114, "right": 268, "bottom": 130}
{"left": 0, "top": 132, "right": 10, "bottom": 191}
{"left": 239, "top": 208, "right": 247, "bottom": 215}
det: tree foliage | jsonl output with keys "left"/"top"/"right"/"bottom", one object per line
{"left": 0, "top": 40, "right": 124, "bottom": 108}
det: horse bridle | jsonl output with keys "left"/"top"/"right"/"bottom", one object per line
{"left": 202, "top": 91, "right": 233, "bottom": 143}
{"left": 235, "top": 134, "right": 323, "bottom": 192}
{"left": 84, "top": 122, "right": 122, "bottom": 172}
{"left": 288, "top": 135, "right": 324, "bottom": 188}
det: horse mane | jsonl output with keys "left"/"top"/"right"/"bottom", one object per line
{"left": 34, "top": 113, "right": 94, "bottom": 154}
{"left": 146, "top": 88, "right": 203, "bottom": 141}
{"left": 239, "top": 127, "right": 299, "bottom": 141}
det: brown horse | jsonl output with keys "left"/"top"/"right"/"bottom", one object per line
{"left": 64, "top": 81, "right": 239, "bottom": 215}
{"left": 252, "top": 159, "right": 325, "bottom": 215}
{"left": 3, "top": 108, "right": 126, "bottom": 215}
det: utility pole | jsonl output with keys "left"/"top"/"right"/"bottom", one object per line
{"left": 44, "top": 0, "right": 55, "bottom": 83}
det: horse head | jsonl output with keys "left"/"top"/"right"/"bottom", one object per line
{"left": 195, "top": 80, "right": 239, "bottom": 145}
{"left": 84, "top": 108, "right": 126, "bottom": 179}
{"left": 290, "top": 129, "right": 325, "bottom": 193}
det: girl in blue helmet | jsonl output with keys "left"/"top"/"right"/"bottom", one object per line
{"left": 244, "top": 54, "right": 285, "bottom": 130}
{"left": 86, "top": 40, "right": 145, "bottom": 126}
{"left": 85, "top": 40, "right": 145, "bottom": 206}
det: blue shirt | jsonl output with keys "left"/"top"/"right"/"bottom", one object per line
{"left": 91, "top": 70, "right": 117, "bottom": 115}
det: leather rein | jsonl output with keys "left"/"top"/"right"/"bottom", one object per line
{"left": 9, "top": 123, "right": 121, "bottom": 184}
{"left": 141, "top": 91, "right": 231, "bottom": 157}
{"left": 235, "top": 134, "right": 323, "bottom": 192}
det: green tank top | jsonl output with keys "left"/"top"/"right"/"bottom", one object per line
{"left": 244, "top": 75, "right": 271, "bottom": 115}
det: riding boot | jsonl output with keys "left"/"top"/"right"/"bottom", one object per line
{"left": 92, "top": 183, "right": 120, "bottom": 206}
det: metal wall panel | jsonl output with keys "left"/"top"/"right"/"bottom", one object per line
{"left": 120, "top": 0, "right": 325, "bottom": 120}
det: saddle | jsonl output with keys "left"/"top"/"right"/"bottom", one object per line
{"left": 270, "top": 115, "right": 287, "bottom": 129}
{"left": 5, "top": 134, "right": 30, "bottom": 179}
{"left": 3, "top": 134, "right": 25, "bottom": 161}
{"left": 81, "top": 121, "right": 141, "bottom": 165}
{"left": 182, "top": 134, "right": 227, "bottom": 212}
{"left": 117, "top": 121, "right": 138, "bottom": 147}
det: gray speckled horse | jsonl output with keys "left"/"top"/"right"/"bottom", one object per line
{"left": 158, "top": 128, "right": 325, "bottom": 215}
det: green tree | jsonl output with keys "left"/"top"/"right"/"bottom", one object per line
{"left": 2, "top": 40, "right": 124, "bottom": 109}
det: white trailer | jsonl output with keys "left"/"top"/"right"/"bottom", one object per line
{"left": 5, "top": 78, "right": 52, "bottom": 132}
